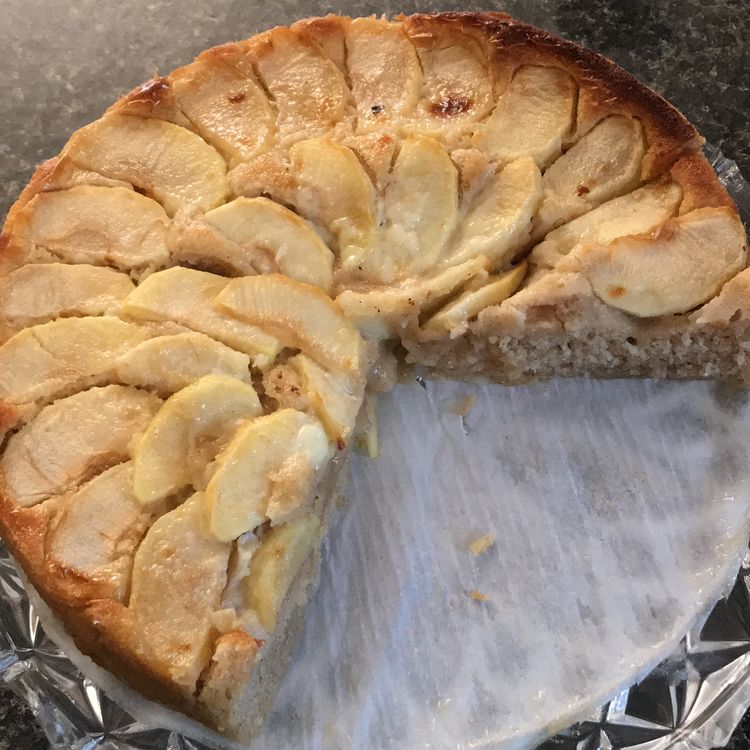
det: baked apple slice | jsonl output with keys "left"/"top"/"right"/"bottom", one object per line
{"left": 128, "top": 491, "right": 231, "bottom": 696}
{"left": 444, "top": 157, "right": 543, "bottom": 268}
{"left": 65, "top": 114, "right": 229, "bottom": 216}
{"left": 337, "top": 258, "right": 487, "bottom": 339}
{"left": 579, "top": 206, "right": 747, "bottom": 316}
{"left": 287, "top": 354, "right": 363, "bottom": 442}
{"left": 202, "top": 197, "right": 334, "bottom": 290}
{"left": 290, "top": 138, "right": 376, "bottom": 268}
{"left": 115, "top": 332, "right": 251, "bottom": 395}
{"left": 0, "top": 263, "right": 134, "bottom": 342}
{"left": 346, "top": 17, "right": 421, "bottom": 131}
{"left": 216, "top": 274, "right": 364, "bottom": 374}
{"left": 531, "top": 180, "right": 683, "bottom": 270}
{"left": 358, "top": 136, "right": 458, "bottom": 283}
{"left": 0, "top": 317, "right": 151, "bottom": 414}
{"left": 245, "top": 515, "right": 321, "bottom": 631}
{"left": 1, "top": 385, "right": 161, "bottom": 507}
{"left": 422, "top": 262, "right": 529, "bottom": 337}
{"left": 251, "top": 27, "right": 352, "bottom": 142}
{"left": 171, "top": 47, "right": 275, "bottom": 166}
{"left": 46, "top": 462, "right": 153, "bottom": 601}
{"left": 205, "top": 408, "right": 331, "bottom": 541}
{"left": 3, "top": 185, "right": 170, "bottom": 273}
{"left": 534, "top": 115, "right": 646, "bottom": 235}
{"left": 477, "top": 65, "right": 576, "bottom": 168}
{"left": 132, "top": 374, "right": 262, "bottom": 505}
{"left": 121, "top": 267, "right": 282, "bottom": 368}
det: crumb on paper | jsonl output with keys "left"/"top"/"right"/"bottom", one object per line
{"left": 468, "top": 590, "right": 490, "bottom": 602}
{"left": 449, "top": 394, "right": 476, "bottom": 417}
{"left": 469, "top": 532, "right": 496, "bottom": 556}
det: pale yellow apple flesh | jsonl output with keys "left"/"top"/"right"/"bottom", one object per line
{"left": 46, "top": 462, "right": 153, "bottom": 601}
{"left": 129, "top": 491, "right": 231, "bottom": 696}
{"left": 8, "top": 184, "right": 170, "bottom": 271}
{"left": 422, "top": 261, "right": 529, "bottom": 337}
{"left": 216, "top": 274, "right": 364, "bottom": 374}
{"left": 477, "top": 65, "right": 576, "bottom": 168}
{"left": 346, "top": 17, "right": 421, "bottom": 130}
{"left": 131, "top": 374, "right": 262, "bottom": 505}
{"left": 533, "top": 115, "right": 646, "bottom": 236}
{"left": 355, "top": 136, "right": 458, "bottom": 283}
{"left": 205, "top": 409, "right": 331, "bottom": 542}
{"left": 172, "top": 53, "right": 275, "bottom": 166}
{"left": 1, "top": 385, "right": 161, "bottom": 507}
{"left": 245, "top": 515, "right": 321, "bottom": 631}
{"left": 0, "top": 263, "right": 134, "bottom": 341}
{"left": 288, "top": 353, "right": 364, "bottom": 442}
{"left": 337, "top": 258, "right": 488, "bottom": 339}
{"left": 115, "top": 332, "right": 252, "bottom": 395}
{"left": 121, "top": 266, "right": 282, "bottom": 368}
{"left": 0, "top": 317, "right": 151, "bottom": 408}
{"left": 252, "top": 28, "right": 351, "bottom": 142}
{"left": 203, "top": 197, "right": 334, "bottom": 291}
{"left": 444, "top": 157, "right": 543, "bottom": 268}
{"left": 532, "top": 180, "right": 683, "bottom": 270}
{"left": 66, "top": 114, "right": 229, "bottom": 216}
{"left": 290, "top": 138, "right": 375, "bottom": 266}
{"left": 579, "top": 206, "right": 747, "bottom": 317}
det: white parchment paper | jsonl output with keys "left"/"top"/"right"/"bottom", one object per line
{"left": 247, "top": 377, "right": 750, "bottom": 749}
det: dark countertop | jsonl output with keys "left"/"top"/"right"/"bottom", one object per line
{"left": 0, "top": 1, "right": 748, "bottom": 748}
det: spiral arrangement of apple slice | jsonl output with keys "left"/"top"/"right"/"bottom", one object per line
{"left": 0, "top": 13, "right": 747, "bottom": 741}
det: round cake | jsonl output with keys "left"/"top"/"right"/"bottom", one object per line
{"left": 0, "top": 12, "right": 747, "bottom": 745}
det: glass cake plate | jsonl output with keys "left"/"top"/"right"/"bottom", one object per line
{"left": 1, "top": 144, "right": 749, "bottom": 750}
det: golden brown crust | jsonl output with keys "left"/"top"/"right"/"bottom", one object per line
{"left": 107, "top": 77, "right": 192, "bottom": 127}
{"left": 291, "top": 15, "right": 349, "bottom": 72}
{"left": 670, "top": 152, "right": 737, "bottom": 214}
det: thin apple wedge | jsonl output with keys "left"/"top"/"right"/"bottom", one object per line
{"left": 6, "top": 185, "right": 170, "bottom": 272}
{"left": 245, "top": 515, "right": 321, "bottom": 631}
{"left": 115, "top": 332, "right": 251, "bottom": 395}
{"left": 1, "top": 385, "right": 161, "bottom": 508}
{"left": 422, "top": 262, "right": 529, "bottom": 337}
{"left": 251, "top": 27, "right": 352, "bottom": 142}
{"left": 579, "top": 206, "right": 747, "bottom": 317}
{"left": 132, "top": 374, "right": 262, "bottom": 505}
{"left": 0, "top": 317, "right": 151, "bottom": 409}
{"left": 346, "top": 17, "right": 421, "bottom": 131}
{"left": 171, "top": 47, "right": 275, "bottom": 166}
{"left": 121, "top": 267, "right": 282, "bottom": 368}
{"left": 216, "top": 274, "right": 364, "bottom": 374}
{"left": 477, "top": 65, "right": 576, "bottom": 168}
{"left": 0, "top": 263, "right": 134, "bottom": 342}
{"left": 287, "top": 354, "right": 364, "bottom": 442}
{"left": 534, "top": 115, "right": 646, "bottom": 236}
{"left": 129, "top": 491, "right": 231, "bottom": 696}
{"left": 202, "top": 197, "right": 334, "bottom": 291}
{"left": 444, "top": 157, "right": 542, "bottom": 268}
{"left": 290, "top": 138, "right": 375, "bottom": 268}
{"left": 404, "top": 21, "right": 493, "bottom": 134}
{"left": 46, "top": 462, "right": 152, "bottom": 601}
{"left": 531, "top": 180, "right": 683, "bottom": 270}
{"left": 357, "top": 136, "right": 458, "bottom": 283}
{"left": 337, "top": 258, "right": 488, "bottom": 339}
{"left": 65, "top": 114, "right": 229, "bottom": 216}
{"left": 205, "top": 409, "right": 332, "bottom": 542}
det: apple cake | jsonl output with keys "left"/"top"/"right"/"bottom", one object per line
{"left": 0, "top": 11, "right": 747, "bottom": 746}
